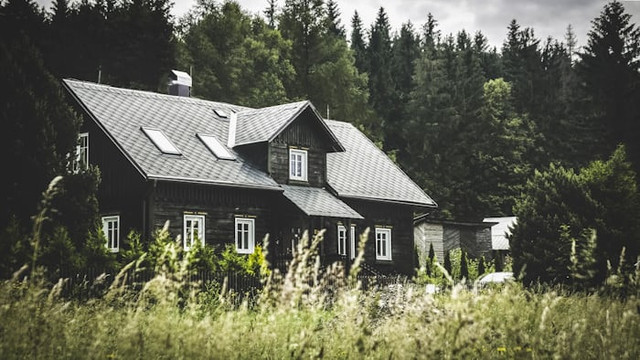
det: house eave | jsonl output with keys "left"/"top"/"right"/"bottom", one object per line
{"left": 147, "top": 174, "right": 283, "bottom": 191}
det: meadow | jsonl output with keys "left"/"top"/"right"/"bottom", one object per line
{"left": 1, "top": 233, "right": 639, "bottom": 360}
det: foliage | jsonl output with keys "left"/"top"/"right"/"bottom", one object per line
{"left": 2, "top": 230, "right": 640, "bottom": 359}
{"left": 511, "top": 146, "right": 640, "bottom": 287}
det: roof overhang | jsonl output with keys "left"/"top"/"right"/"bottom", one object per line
{"left": 281, "top": 185, "right": 363, "bottom": 219}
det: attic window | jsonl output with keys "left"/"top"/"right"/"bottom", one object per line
{"left": 213, "top": 109, "right": 229, "bottom": 118}
{"left": 197, "top": 133, "right": 235, "bottom": 160}
{"left": 141, "top": 127, "right": 181, "bottom": 155}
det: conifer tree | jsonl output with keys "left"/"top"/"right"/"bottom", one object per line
{"left": 460, "top": 249, "right": 469, "bottom": 280}
{"left": 350, "top": 11, "right": 367, "bottom": 73}
{"left": 444, "top": 251, "right": 452, "bottom": 275}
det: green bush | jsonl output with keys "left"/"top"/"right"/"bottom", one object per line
{"left": 511, "top": 146, "right": 640, "bottom": 288}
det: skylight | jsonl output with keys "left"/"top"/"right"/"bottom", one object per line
{"left": 197, "top": 133, "right": 235, "bottom": 160}
{"left": 141, "top": 127, "right": 181, "bottom": 155}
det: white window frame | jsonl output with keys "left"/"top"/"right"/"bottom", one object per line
{"left": 183, "top": 214, "right": 205, "bottom": 250}
{"left": 289, "top": 148, "right": 308, "bottom": 181}
{"left": 73, "top": 132, "right": 89, "bottom": 172}
{"left": 349, "top": 225, "right": 357, "bottom": 260}
{"left": 375, "top": 227, "right": 392, "bottom": 261}
{"left": 235, "top": 218, "right": 255, "bottom": 254}
{"left": 102, "top": 215, "right": 120, "bottom": 253}
{"left": 337, "top": 225, "right": 347, "bottom": 256}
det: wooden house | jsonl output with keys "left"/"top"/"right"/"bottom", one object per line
{"left": 413, "top": 216, "right": 495, "bottom": 264}
{"left": 63, "top": 76, "right": 436, "bottom": 275}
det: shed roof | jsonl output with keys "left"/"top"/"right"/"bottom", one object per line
{"left": 483, "top": 216, "right": 517, "bottom": 250}
{"left": 281, "top": 185, "right": 363, "bottom": 219}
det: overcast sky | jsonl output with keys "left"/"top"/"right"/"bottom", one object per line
{"left": 35, "top": 0, "right": 640, "bottom": 50}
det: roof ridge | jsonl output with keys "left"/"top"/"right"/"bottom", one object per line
{"left": 63, "top": 78, "right": 250, "bottom": 111}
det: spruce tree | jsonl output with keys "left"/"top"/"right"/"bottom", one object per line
{"left": 577, "top": 0, "right": 640, "bottom": 171}
{"left": 477, "top": 256, "right": 486, "bottom": 276}
{"left": 350, "top": 11, "right": 367, "bottom": 73}
{"left": 444, "top": 251, "right": 452, "bottom": 275}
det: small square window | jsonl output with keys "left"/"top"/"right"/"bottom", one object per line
{"left": 375, "top": 228, "right": 392, "bottom": 261}
{"left": 184, "top": 214, "right": 205, "bottom": 250}
{"left": 289, "top": 148, "right": 308, "bottom": 181}
{"left": 73, "top": 133, "right": 89, "bottom": 172}
{"left": 235, "top": 218, "right": 255, "bottom": 254}
{"left": 102, "top": 215, "right": 120, "bottom": 253}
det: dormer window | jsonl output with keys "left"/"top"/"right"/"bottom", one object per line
{"left": 141, "top": 127, "right": 181, "bottom": 155}
{"left": 289, "top": 148, "right": 307, "bottom": 181}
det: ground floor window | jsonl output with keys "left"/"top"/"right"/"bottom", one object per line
{"left": 235, "top": 218, "right": 255, "bottom": 254}
{"left": 375, "top": 227, "right": 392, "bottom": 260}
{"left": 337, "top": 225, "right": 347, "bottom": 256}
{"left": 101, "top": 215, "right": 120, "bottom": 253}
{"left": 183, "top": 214, "right": 205, "bottom": 250}
{"left": 349, "top": 225, "right": 357, "bottom": 259}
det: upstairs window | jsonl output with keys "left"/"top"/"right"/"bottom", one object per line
{"left": 142, "top": 127, "right": 181, "bottom": 155}
{"left": 375, "top": 228, "right": 392, "bottom": 261}
{"left": 183, "top": 214, "right": 205, "bottom": 250}
{"left": 235, "top": 218, "right": 255, "bottom": 254}
{"left": 102, "top": 215, "right": 120, "bottom": 253}
{"left": 289, "top": 148, "right": 308, "bottom": 181}
{"left": 73, "top": 132, "right": 89, "bottom": 172}
{"left": 197, "top": 134, "right": 235, "bottom": 160}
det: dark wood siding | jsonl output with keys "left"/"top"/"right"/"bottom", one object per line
{"left": 80, "top": 115, "right": 147, "bottom": 244}
{"left": 151, "top": 182, "right": 278, "bottom": 250}
{"left": 269, "top": 108, "right": 330, "bottom": 187}
{"left": 342, "top": 199, "right": 416, "bottom": 275}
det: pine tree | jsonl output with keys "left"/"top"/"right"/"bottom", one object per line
{"left": 444, "top": 251, "right": 452, "bottom": 275}
{"left": 428, "top": 242, "right": 435, "bottom": 263}
{"left": 325, "top": 0, "right": 344, "bottom": 38}
{"left": 577, "top": 0, "right": 640, "bottom": 171}
{"left": 349, "top": 11, "right": 367, "bottom": 73}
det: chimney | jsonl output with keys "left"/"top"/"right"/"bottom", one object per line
{"left": 168, "top": 70, "right": 192, "bottom": 97}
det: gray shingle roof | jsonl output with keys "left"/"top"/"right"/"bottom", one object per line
{"left": 63, "top": 79, "right": 280, "bottom": 190}
{"left": 64, "top": 79, "right": 436, "bottom": 208}
{"left": 234, "top": 101, "right": 308, "bottom": 146}
{"left": 326, "top": 120, "right": 437, "bottom": 208}
{"left": 281, "top": 185, "right": 363, "bottom": 219}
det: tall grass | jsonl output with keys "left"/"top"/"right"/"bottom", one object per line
{"left": 1, "top": 229, "right": 639, "bottom": 359}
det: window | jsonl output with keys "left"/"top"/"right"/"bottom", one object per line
{"left": 141, "top": 127, "right": 181, "bottom": 155}
{"left": 349, "top": 225, "right": 357, "bottom": 260}
{"left": 73, "top": 133, "right": 89, "bottom": 172}
{"left": 375, "top": 228, "right": 392, "bottom": 260}
{"left": 197, "top": 133, "right": 235, "bottom": 160}
{"left": 337, "top": 225, "right": 347, "bottom": 256}
{"left": 289, "top": 148, "right": 308, "bottom": 181}
{"left": 338, "top": 225, "right": 357, "bottom": 258}
{"left": 102, "top": 215, "right": 119, "bottom": 253}
{"left": 183, "top": 214, "right": 205, "bottom": 250}
{"left": 235, "top": 218, "right": 255, "bottom": 254}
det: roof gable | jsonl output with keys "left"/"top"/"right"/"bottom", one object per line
{"left": 233, "top": 101, "right": 344, "bottom": 151}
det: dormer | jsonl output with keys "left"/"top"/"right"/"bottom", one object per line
{"left": 229, "top": 101, "right": 344, "bottom": 187}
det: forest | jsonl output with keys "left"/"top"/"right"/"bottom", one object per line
{"left": 1, "top": 0, "right": 640, "bottom": 285}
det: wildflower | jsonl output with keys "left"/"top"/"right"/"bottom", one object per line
{"left": 497, "top": 346, "right": 507, "bottom": 353}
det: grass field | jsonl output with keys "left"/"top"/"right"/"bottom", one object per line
{"left": 1, "top": 237, "right": 639, "bottom": 359}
